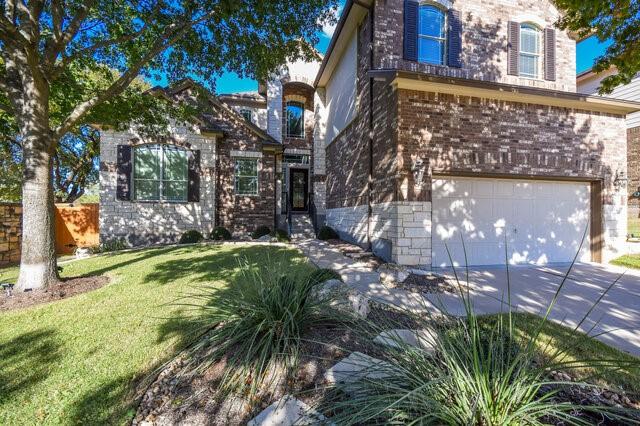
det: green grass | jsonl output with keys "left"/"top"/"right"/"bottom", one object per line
{"left": 611, "top": 254, "right": 640, "bottom": 270}
{"left": 0, "top": 244, "right": 308, "bottom": 425}
{"left": 482, "top": 313, "right": 640, "bottom": 394}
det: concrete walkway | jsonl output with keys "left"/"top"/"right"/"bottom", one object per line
{"left": 297, "top": 239, "right": 640, "bottom": 356}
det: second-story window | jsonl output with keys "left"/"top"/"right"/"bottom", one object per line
{"left": 239, "top": 108, "right": 253, "bottom": 123}
{"left": 286, "top": 101, "right": 305, "bottom": 138}
{"left": 519, "top": 23, "right": 540, "bottom": 79}
{"left": 418, "top": 4, "right": 446, "bottom": 65}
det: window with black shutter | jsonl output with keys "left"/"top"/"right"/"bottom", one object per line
{"left": 404, "top": 0, "right": 462, "bottom": 68}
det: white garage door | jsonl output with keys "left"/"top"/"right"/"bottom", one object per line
{"left": 432, "top": 177, "right": 591, "bottom": 267}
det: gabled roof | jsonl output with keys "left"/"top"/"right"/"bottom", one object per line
{"left": 160, "top": 79, "right": 279, "bottom": 146}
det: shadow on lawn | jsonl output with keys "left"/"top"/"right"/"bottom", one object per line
{"left": 0, "top": 329, "right": 62, "bottom": 405}
{"left": 67, "top": 244, "right": 309, "bottom": 424}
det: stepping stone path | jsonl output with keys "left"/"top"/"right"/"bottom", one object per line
{"left": 324, "top": 352, "right": 393, "bottom": 385}
{"left": 248, "top": 395, "right": 329, "bottom": 426}
{"left": 373, "top": 328, "right": 437, "bottom": 354}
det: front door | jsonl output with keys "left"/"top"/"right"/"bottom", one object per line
{"left": 289, "top": 168, "right": 309, "bottom": 212}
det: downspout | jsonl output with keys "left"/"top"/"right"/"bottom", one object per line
{"left": 367, "top": 3, "right": 375, "bottom": 251}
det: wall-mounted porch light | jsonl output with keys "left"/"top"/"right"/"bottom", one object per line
{"left": 613, "top": 171, "right": 628, "bottom": 191}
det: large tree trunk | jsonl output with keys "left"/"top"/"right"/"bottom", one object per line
{"left": 16, "top": 132, "right": 59, "bottom": 291}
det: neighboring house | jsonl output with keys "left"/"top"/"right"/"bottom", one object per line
{"left": 100, "top": 0, "right": 640, "bottom": 269}
{"left": 314, "top": 0, "right": 640, "bottom": 267}
{"left": 577, "top": 69, "right": 640, "bottom": 237}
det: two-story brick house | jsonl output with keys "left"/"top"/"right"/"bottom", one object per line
{"left": 313, "top": 0, "right": 640, "bottom": 267}
{"left": 100, "top": 0, "right": 640, "bottom": 268}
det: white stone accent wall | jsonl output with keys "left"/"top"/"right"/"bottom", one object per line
{"left": 228, "top": 104, "right": 267, "bottom": 131}
{"left": 326, "top": 205, "right": 369, "bottom": 245}
{"left": 313, "top": 182, "right": 326, "bottom": 215}
{"left": 266, "top": 80, "right": 283, "bottom": 142}
{"left": 99, "top": 129, "right": 216, "bottom": 246}
{"left": 327, "top": 201, "right": 433, "bottom": 267}
{"left": 603, "top": 201, "right": 628, "bottom": 262}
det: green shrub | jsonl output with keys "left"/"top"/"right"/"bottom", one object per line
{"left": 210, "top": 226, "right": 232, "bottom": 241}
{"left": 317, "top": 225, "right": 339, "bottom": 240}
{"left": 307, "top": 268, "right": 342, "bottom": 285}
{"left": 251, "top": 225, "right": 271, "bottom": 239}
{"left": 91, "top": 238, "right": 128, "bottom": 253}
{"left": 324, "top": 242, "right": 636, "bottom": 425}
{"left": 271, "top": 228, "right": 290, "bottom": 242}
{"left": 178, "top": 230, "right": 204, "bottom": 244}
{"left": 186, "top": 256, "right": 347, "bottom": 396}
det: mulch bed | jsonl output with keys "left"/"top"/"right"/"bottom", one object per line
{"left": 133, "top": 306, "right": 408, "bottom": 425}
{"left": 395, "top": 273, "right": 458, "bottom": 294}
{"left": 0, "top": 275, "right": 110, "bottom": 311}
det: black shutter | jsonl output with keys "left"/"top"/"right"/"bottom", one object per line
{"left": 116, "top": 145, "right": 132, "bottom": 201}
{"left": 404, "top": 0, "right": 419, "bottom": 61}
{"left": 187, "top": 150, "right": 200, "bottom": 202}
{"left": 544, "top": 27, "right": 556, "bottom": 81}
{"left": 447, "top": 9, "right": 462, "bottom": 67}
{"left": 507, "top": 21, "right": 520, "bottom": 76}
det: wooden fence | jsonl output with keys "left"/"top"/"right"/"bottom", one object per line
{"left": 54, "top": 203, "right": 100, "bottom": 254}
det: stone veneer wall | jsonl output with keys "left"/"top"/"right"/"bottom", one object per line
{"left": 0, "top": 203, "right": 21, "bottom": 266}
{"left": 629, "top": 126, "right": 640, "bottom": 236}
{"left": 99, "top": 127, "right": 217, "bottom": 246}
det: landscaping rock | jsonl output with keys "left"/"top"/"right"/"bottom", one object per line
{"left": 373, "top": 328, "right": 437, "bottom": 354}
{"left": 324, "top": 352, "right": 394, "bottom": 385}
{"left": 378, "top": 263, "right": 410, "bottom": 286}
{"left": 314, "top": 279, "right": 370, "bottom": 318}
{"left": 256, "top": 235, "right": 274, "bottom": 242}
{"left": 75, "top": 247, "right": 92, "bottom": 259}
{"left": 248, "top": 395, "right": 329, "bottom": 426}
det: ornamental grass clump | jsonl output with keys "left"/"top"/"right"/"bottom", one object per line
{"left": 183, "top": 256, "right": 348, "bottom": 396}
{"left": 325, "top": 232, "right": 638, "bottom": 425}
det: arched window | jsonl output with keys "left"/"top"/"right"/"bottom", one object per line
{"left": 418, "top": 4, "right": 447, "bottom": 65}
{"left": 519, "top": 23, "right": 541, "bottom": 78}
{"left": 286, "top": 101, "right": 305, "bottom": 138}
{"left": 133, "top": 144, "right": 188, "bottom": 201}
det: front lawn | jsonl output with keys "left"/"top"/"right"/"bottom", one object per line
{"left": 480, "top": 313, "right": 640, "bottom": 394}
{"left": 611, "top": 254, "right": 640, "bottom": 270}
{"left": 0, "top": 244, "right": 309, "bottom": 425}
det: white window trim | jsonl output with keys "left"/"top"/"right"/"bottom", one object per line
{"left": 285, "top": 101, "right": 305, "bottom": 139}
{"left": 519, "top": 23, "right": 542, "bottom": 80}
{"left": 239, "top": 108, "right": 253, "bottom": 123}
{"left": 234, "top": 158, "right": 260, "bottom": 196}
{"left": 133, "top": 144, "right": 189, "bottom": 203}
{"left": 417, "top": 2, "right": 448, "bottom": 66}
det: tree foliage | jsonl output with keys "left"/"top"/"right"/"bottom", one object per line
{"left": 554, "top": 0, "right": 640, "bottom": 94}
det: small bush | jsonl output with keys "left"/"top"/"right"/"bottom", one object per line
{"left": 317, "top": 225, "right": 339, "bottom": 240}
{"left": 91, "top": 238, "right": 128, "bottom": 253}
{"left": 210, "top": 226, "right": 232, "bottom": 241}
{"left": 186, "top": 256, "right": 347, "bottom": 396}
{"left": 308, "top": 268, "right": 342, "bottom": 285}
{"left": 251, "top": 225, "right": 271, "bottom": 240}
{"left": 179, "top": 230, "right": 204, "bottom": 244}
{"left": 271, "top": 228, "right": 290, "bottom": 242}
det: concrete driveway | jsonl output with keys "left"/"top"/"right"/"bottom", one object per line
{"left": 428, "top": 263, "right": 640, "bottom": 356}
{"left": 298, "top": 240, "right": 640, "bottom": 357}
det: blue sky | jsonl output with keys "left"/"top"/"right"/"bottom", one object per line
{"left": 212, "top": 3, "right": 610, "bottom": 94}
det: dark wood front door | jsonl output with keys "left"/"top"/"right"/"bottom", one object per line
{"left": 289, "top": 168, "right": 308, "bottom": 212}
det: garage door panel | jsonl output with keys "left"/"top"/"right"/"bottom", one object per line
{"left": 432, "top": 177, "right": 591, "bottom": 267}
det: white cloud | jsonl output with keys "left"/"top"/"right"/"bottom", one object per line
{"left": 321, "top": 4, "right": 343, "bottom": 38}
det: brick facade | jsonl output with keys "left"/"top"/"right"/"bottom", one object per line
{"left": 373, "top": 0, "right": 576, "bottom": 92}
{"left": 99, "top": 84, "right": 279, "bottom": 245}
{"left": 323, "top": 0, "right": 629, "bottom": 266}
{"left": 0, "top": 203, "right": 21, "bottom": 266}
{"left": 629, "top": 126, "right": 640, "bottom": 236}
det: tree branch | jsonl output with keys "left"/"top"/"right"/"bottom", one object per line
{"left": 54, "top": 10, "right": 218, "bottom": 139}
